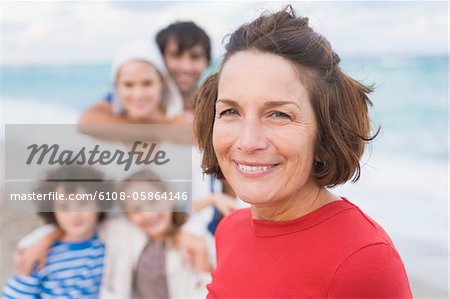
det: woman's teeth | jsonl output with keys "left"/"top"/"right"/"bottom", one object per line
{"left": 237, "top": 163, "right": 274, "bottom": 173}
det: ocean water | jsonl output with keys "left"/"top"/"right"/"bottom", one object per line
{"left": 1, "top": 55, "right": 449, "bottom": 295}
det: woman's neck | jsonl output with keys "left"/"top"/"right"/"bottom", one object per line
{"left": 250, "top": 182, "right": 339, "bottom": 221}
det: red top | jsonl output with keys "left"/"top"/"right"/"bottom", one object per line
{"left": 207, "top": 198, "right": 412, "bottom": 298}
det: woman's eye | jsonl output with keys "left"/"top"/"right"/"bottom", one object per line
{"left": 142, "top": 80, "right": 153, "bottom": 87}
{"left": 270, "top": 111, "right": 290, "bottom": 119}
{"left": 219, "top": 108, "right": 239, "bottom": 117}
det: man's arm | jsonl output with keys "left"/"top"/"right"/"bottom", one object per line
{"left": 77, "top": 102, "right": 151, "bottom": 140}
{"left": 15, "top": 226, "right": 63, "bottom": 276}
{"left": 77, "top": 101, "right": 192, "bottom": 144}
{"left": 192, "top": 194, "right": 239, "bottom": 215}
{"left": 178, "top": 231, "right": 213, "bottom": 273}
{"left": 78, "top": 101, "right": 131, "bottom": 126}
{"left": 79, "top": 101, "right": 172, "bottom": 125}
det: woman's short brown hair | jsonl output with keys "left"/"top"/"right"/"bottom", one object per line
{"left": 194, "top": 6, "right": 378, "bottom": 188}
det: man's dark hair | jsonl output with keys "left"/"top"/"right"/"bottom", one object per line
{"left": 156, "top": 21, "right": 211, "bottom": 63}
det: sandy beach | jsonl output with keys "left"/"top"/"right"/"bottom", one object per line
{"left": 0, "top": 201, "right": 43, "bottom": 285}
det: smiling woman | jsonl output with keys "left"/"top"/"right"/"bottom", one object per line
{"left": 194, "top": 6, "right": 413, "bottom": 298}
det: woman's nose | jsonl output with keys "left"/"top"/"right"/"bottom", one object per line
{"left": 236, "top": 118, "right": 268, "bottom": 153}
{"left": 132, "top": 86, "right": 146, "bottom": 99}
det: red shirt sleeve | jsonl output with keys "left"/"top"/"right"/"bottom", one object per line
{"left": 327, "top": 243, "right": 413, "bottom": 298}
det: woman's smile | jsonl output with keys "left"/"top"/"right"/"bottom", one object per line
{"left": 233, "top": 160, "right": 281, "bottom": 176}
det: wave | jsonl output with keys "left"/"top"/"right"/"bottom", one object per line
{"left": 1, "top": 98, "right": 80, "bottom": 141}
{"left": 2, "top": 97, "right": 80, "bottom": 124}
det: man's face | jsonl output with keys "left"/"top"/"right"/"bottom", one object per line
{"left": 163, "top": 38, "right": 208, "bottom": 97}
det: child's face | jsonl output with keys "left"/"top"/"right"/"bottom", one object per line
{"left": 123, "top": 182, "right": 173, "bottom": 241}
{"left": 128, "top": 210, "right": 172, "bottom": 241}
{"left": 54, "top": 186, "right": 99, "bottom": 242}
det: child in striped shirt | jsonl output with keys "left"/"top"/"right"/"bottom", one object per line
{"left": 2, "top": 166, "right": 107, "bottom": 299}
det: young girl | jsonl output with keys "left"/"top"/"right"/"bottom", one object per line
{"left": 2, "top": 166, "right": 106, "bottom": 299}
{"left": 101, "top": 170, "right": 210, "bottom": 298}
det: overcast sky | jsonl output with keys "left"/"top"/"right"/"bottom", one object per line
{"left": 1, "top": 1, "right": 448, "bottom": 66}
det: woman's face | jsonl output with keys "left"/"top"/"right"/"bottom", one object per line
{"left": 213, "top": 51, "right": 318, "bottom": 206}
{"left": 116, "top": 61, "right": 164, "bottom": 120}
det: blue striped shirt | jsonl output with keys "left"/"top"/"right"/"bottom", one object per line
{"left": 3, "top": 234, "right": 105, "bottom": 299}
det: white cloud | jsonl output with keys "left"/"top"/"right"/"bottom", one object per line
{"left": 1, "top": 1, "right": 447, "bottom": 66}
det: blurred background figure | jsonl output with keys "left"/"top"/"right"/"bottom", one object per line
{"left": 79, "top": 21, "right": 211, "bottom": 126}
{"left": 2, "top": 166, "right": 107, "bottom": 299}
{"left": 156, "top": 21, "right": 211, "bottom": 110}
{"left": 9, "top": 170, "right": 212, "bottom": 298}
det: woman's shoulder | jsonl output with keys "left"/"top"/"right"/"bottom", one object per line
{"left": 327, "top": 242, "right": 412, "bottom": 297}
{"left": 295, "top": 198, "right": 399, "bottom": 264}
{"left": 319, "top": 199, "right": 412, "bottom": 296}
{"left": 336, "top": 198, "right": 395, "bottom": 246}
